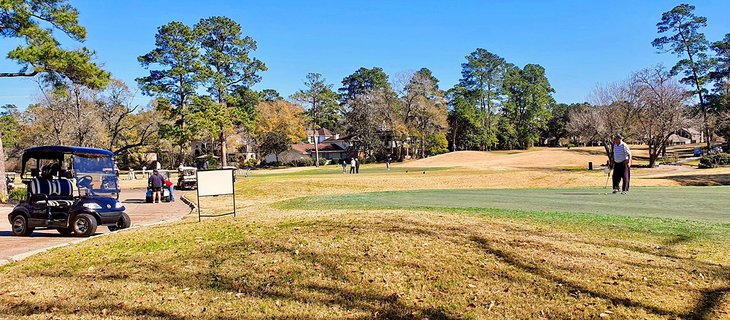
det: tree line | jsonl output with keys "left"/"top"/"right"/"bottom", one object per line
{"left": 1, "top": 1, "right": 730, "bottom": 200}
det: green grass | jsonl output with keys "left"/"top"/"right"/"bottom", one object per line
{"left": 279, "top": 186, "right": 730, "bottom": 224}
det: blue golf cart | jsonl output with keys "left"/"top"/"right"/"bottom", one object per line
{"left": 8, "top": 146, "right": 130, "bottom": 237}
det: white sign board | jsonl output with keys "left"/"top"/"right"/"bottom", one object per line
{"left": 197, "top": 170, "right": 234, "bottom": 197}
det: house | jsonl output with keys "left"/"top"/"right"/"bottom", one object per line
{"left": 264, "top": 129, "right": 352, "bottom": 164}
{"left": 667, "top": 133, "right": 691, "bottom": 145}
{"left": 263, "top": 139, "right": 351, "bottom": 164}
{"left": 677, "top": 128, "right": 703, "bottom": 144}
{"left": 191, "top": 133, "right": 257, "bottom": 165}
{"left": 306, "top": 128, "right": 339, "bottom": 144}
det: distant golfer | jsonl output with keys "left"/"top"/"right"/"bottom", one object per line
{"left": 611, "top": 134, "right": 632, "bottom": 194}
{"left": 341, "top": 158, "right": 347, "bottom": 174}
{"left": 355, "top": 158, "right": 360, "bottom": 174}
{"left": 386, "top": 155, "right": 391, "bottom": 171}
{"left": 350, "top": 158, "right": 356, "bottom": 174}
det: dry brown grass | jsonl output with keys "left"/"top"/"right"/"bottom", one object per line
{"left": 1, "top": 208, "right": 729, "bottom": 319}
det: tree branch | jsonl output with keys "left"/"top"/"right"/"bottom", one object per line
{"left": 0, "top": 71, "right": 39, "bottom": 78}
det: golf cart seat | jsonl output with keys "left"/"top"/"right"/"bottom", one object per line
{"left": 29, "top": 177, "right": 75, "bottom": 207}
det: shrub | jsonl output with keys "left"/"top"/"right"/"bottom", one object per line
{"left": 331, "top": 157, "right": 341, "bottom": 165}
{"left": 242, "top": 159, "right": 258, "bottom": 168}
{"left": 288, "top": 157, "right": 313, "bottom": 167}
{"left": 8, "top": 187, "right": 27, "bottom": 202}
{"left": 699, "top": 154, "right": 730, "bottom": 168}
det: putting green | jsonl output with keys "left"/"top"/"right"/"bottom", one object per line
{"left": 283, "top": 186, "right": 730, "bottom": 224}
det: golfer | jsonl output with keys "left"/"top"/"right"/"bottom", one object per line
{"left": 611, "top": 134, "right": 632, "bottom": 194}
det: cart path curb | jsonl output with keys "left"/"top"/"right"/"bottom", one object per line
{"left": 0, "top": 209, "right": 194, "bottom": 267}
{"left": 180, "top": 193, "right": 197, "bottom": 212}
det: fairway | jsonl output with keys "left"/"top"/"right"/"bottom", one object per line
{"left": 283, "top": 186, "right": 730, "bottom": 223}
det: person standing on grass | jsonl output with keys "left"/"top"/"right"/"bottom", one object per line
{"left": 355, "top": 157, "right": 360, "bottom": 174}
{"left": 341, "top": 158, "right": 347, "bottom": 174}
{"left": 386, "top": 155, "right": 392, "bottom": 171}
{"left": 350, "top": 158, "right": 356, "bottom": 174}
{"left": 611, "top": 134, "right": 632, "bottom": 194}
{"left": 148, "top": 169, "right": 165, "bottom": 203}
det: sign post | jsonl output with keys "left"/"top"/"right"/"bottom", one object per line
{"left": 195, "top": 169, "right": 236, "bottom": 222}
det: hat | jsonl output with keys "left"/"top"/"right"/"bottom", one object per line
{"left": 614, "top": 133, "right": 623, "bottom": 139}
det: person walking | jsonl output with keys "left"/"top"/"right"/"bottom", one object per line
{"left": 148, "top": 169, "right": 165, "bottom": 203}
{"left": 350, "top": 158, "right": 356, "bottom": 174}
{"left": 341, "top": 158, "right": 347, "bottom": 174}
{"left": 611, "top": 134, "right": 632, "bottom": 194}
{"left": 164, "top": 175, "right": 175, "bottom": 202}
{"left": 355, "top": 157, "right": 360, "bottom": 174}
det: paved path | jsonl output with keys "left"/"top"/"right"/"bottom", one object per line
{"left": 0, "top": 189, "right": 192, "bottom": 264}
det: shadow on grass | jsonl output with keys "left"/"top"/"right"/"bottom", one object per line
{"left": 648, "top": 174, "right": 730, "bottom": 186}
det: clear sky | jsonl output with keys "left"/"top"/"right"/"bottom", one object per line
{"left": 1, "top": 0, "right": 729, "bottom": 109}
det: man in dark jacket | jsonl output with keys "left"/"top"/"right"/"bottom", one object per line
{"left": 148, "top": 169, "right": 165, "bottom": 203}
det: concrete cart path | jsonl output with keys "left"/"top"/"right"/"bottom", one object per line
{"left": 0, "top": 189, "right": 192, "bottom": 265}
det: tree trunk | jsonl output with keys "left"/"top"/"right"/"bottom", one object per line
{"left": 220, "top": 127, "right": 228, "bottom": 167}
{"left": 314, "top": 135, "right": 320, "bottom": 168}
{"left": 0, "top": 132, "right": 7, "bottom": 202}
{"left": 604, "top": 142, "right": 612, "bottom": 167}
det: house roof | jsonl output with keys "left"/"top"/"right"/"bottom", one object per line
{"left": 291, "top": 141, "right": 348, "bottom": 154}
{"left": 668, "top": 134, "right": 691, "bottom": 143}
{"left": 306, "top": 128, "right": 335, "bottom": 137}
{"left": 682, "top": 128, "right": 701, "bottom": 135}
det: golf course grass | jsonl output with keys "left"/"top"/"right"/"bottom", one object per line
{"left": 2, "top": 151, "right": 730, "bottom": 319}
{"left": 280, "top": 186, "right": 730, "bottom": 223}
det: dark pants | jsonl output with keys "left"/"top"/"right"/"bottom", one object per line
{"left": 612, "top": 161, "right": 631, "bottom": 191}
{"left": 350, "top": 166, "right": 355, "bottom": 174}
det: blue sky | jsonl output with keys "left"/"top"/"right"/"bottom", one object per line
{"left": 1, "top": 0, "right": 729, "bottom": 108}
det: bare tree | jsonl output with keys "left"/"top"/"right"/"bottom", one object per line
{"left": 631, "top": 66, "right": 691, "bottom": 167}
{"left": 567, "top": 82, "right": 639, "bottom": 164}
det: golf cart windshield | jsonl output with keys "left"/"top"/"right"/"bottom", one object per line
{"left": 73, "top": 155, "right": 120, "bottom": 195}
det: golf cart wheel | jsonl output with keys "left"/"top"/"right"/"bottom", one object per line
{"left": 72, "top": 213, "right": 97, "bottom": 237}
{"left": 108, "top": 212, "right": 131, "bottom": 231}
{"left": 11, "top": 214, "right": 34, "bottom": 236}
{"left": 57, "top": 227, "right": 73, "bottom": 236}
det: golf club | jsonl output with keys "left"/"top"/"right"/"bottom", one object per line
{"left": 603, "top": 166, "right": 612, "bottom": 194}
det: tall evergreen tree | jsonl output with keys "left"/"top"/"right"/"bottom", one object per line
{"left": 447, "top": 84, "right": 483, "bottom": 151}
{"left": 501, "top": 64, "right": 554, "bottom": 149}
{"left": 137, "top": 21, "right": 203, "bottom": 149}
{"left": 710, "top": 34, "right": 730, "bottom": 112}
{"left": 459, "top": 49, "right": 510, "bottom": 150}
{"left": 339, "top": 67, "right": 393, "bottom": 102}
{"left": 195, "top": 16, "right": 266, "bottom": 166}
{"left": 652, "top": 3, "right": 716, "bottom": 148}
{"left": 291, "top": 73, "right": 341, "bottom": 166}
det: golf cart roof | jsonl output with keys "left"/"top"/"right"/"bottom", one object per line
{"left": 23, "top": 146, "right": 113, "bottom": 159}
